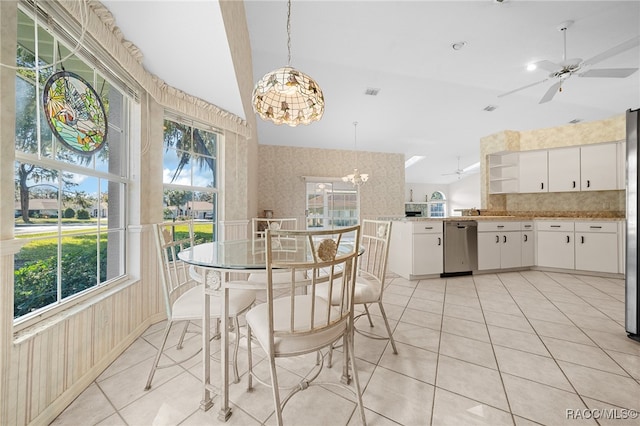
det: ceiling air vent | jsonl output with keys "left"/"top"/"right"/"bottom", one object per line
{"left": 364, "top": 87, "right": 380, "bottom": 96}
{"left": 569, "top": 118, "right": 582, "bottom": 124}
{"left": 483, "top": 105, "right": 498, "bottom": 112}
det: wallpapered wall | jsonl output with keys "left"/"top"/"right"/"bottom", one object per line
{"left": 480, "top": 114, "right": 626, "bottom": 214}
{"left": 257, "top": 145, "right": 405, "bottom": 223}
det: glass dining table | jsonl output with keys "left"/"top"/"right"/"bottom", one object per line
{"left": 177, "top": 236, "right": 358, "bottom": 421}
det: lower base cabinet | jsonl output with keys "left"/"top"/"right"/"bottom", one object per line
{"left": 389, "top": 221, "right": 443, "bottom": 280}
{"left": 575, "top": 222, "right": 619, "bottom": 273}
{"left": 477, "top": 222, "right": 521, "bottom": 270}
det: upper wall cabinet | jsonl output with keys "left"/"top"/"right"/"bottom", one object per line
{"left": 580, "top": 143, "right": 618, "bottom": 191}
{"left": 548, "top": 147, "right": 581, "bottom": 192}
{"left": 489, "top": 141, "right": 623, "bottom": 195}
{"left": 519, "top": 150, "right": 548, "bottom": 193}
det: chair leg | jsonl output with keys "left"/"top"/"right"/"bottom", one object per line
{"left": 378, "top": 301, "right": 398, "bottom": 354}
{"left": 268, "top": 354, "right": 284, "bottom": 426}
{"left": 341, "top": 334, "right": 351, "bottom": 385}
{"left": 247, "top": 324, "right": 253, "bottom": 391}
{"left": 144, "top": 320, "right": 173, "bottom": 390}
{"left": 347, "top": 330, "right": 367, "bottom": 426}
{"left": 327, "top": 343, "right": 333, "bottom": 368}
{"left": 363, "top": 304, "right": 374, "bottom": 327}
{"left": 176, "top": 320, "right": 190, "bottom": 349}
{"left": 232, "top": 316, "right": 241, "bottom": 384}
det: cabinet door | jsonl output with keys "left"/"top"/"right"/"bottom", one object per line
{"left": 521, "top": 231, "right": 534, "bottom": 267}
{"left": 477, "top": 232, "right": 501, "bottom": 270}
{"left": 575, "top": 232, "right": 618, "bottom": 273}
{"left": 580, "top": 143, "right": 617, "bottom": 191}
{"left": 413, "top": 233, "right": 443, "bottom": 275}
{"left": 500, "top": 231, "right": 522, "bottom": 268}
{"left": 519, "top": 150, "right": 548, "bottom": 193}
{"left": 537, "top": 231, "right": 575, "bottom": 269}
{"left": 548, "top": 147, "right": 580, "bottom": 192}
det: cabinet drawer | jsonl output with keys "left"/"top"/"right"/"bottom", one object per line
{"left": 412, "top": 222, "right": 442, "bottom": 234}
{"left": 478, "top": 221, "right": 520, "bottom": 232}
{"left": 575, "top": 222, "right": 618, "bottom": 233}
{"left": 536, "top": 221, "right": 575, "bottom": 232}
{"left": 520, "top": 221, "right": 534, "bottom": 231}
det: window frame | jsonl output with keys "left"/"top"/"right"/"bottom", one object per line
{"left": 13, "top": 3, "right": 136, "bottom": 327}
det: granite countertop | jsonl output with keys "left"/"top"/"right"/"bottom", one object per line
{"left": 391, "top": 215, "right": 624, "bottom": 222}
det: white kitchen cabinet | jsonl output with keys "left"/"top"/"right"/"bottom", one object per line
{"left": 519, "top": 150, "right": 548, "bottom": 193}
{"left": 521, "top": 222, "right": 534, "bottom": 267}
{"left": 477, "top": 222, "right": 521, "bottom": 270}
{"left": 575, "top": 222, "right": 618, "bottom": 273}
{"left": 389, "top": 221, "right": 443, "bottom": 280}
{"left": 536, "top": 221, "right": 575, "bottom": 270}
{"left": 548, "top": 147, "right": 580, "bottom": 192}
{"left": 580, "top": 143, "right": 618, "bottom": 191}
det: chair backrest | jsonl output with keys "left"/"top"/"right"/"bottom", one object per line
{"left": 265, "top": 225, "right": 361, "bottom": 344}
{"left": 252, "top": 218, "right": 298, "bottom": 237}
{"left": 153, "top": 221, "right": 199, "bottom": 317}
{"left": 358, "top": 220, "right": 392, "bottom": 285}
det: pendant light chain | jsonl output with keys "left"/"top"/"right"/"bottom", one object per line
{"left": 287, "top": 0, "right": 292, "bottom": 66}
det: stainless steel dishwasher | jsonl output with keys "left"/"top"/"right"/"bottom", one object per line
{"left": 442, "top": 221, "right": 478, "bottom": 277}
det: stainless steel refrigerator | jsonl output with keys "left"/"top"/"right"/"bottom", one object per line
{"left": 626, "top": 108, "right": 639, "bottom": 341}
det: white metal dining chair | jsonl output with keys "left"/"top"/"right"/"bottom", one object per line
{"left": 144, "top": 221, "right": 256, "bottom": 390}
{"left": 320, "top": 220, "right": 398, "bottom": 356}
{"left": 245, "top": 225, "right": 366, "bottom": 425}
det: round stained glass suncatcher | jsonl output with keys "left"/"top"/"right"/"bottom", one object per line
{"left": 42, "top": 71, "right": 108, "bottom": 154}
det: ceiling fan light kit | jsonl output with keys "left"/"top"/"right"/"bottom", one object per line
{"left": 499, "top": 19, "right": 639, "bottom": 104}
{"left": 252, "top": 0, "right": 324, "bottom": 127}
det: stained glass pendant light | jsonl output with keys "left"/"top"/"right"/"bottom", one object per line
{"left": 342, "top": 122, "right": 369, "bottom": 186}
{"left": 252, "top": 0, "right": 324, "bottom": 127}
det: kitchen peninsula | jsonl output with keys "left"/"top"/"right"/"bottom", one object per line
{"left": 388, "top": 214, "right": 625, "bottom": 281}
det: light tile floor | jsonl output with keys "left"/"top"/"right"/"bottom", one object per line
{"left": 51, "top": 270, "right": 640, "bottom": 426}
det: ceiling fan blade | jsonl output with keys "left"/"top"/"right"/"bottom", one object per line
{"left": 582, "top": 36, "right": 640, "bottom": 67}
{"left": 498, "top": 78, "right": 549, "bottom": 98}
{"left": 579, "top": 68, "right": 639, "bottom": 78}
{"left": 534, "top": 60, "right": 561, "bottom": 73}
{"left": 539, "top": 81, "right": 562, "bottom": 104}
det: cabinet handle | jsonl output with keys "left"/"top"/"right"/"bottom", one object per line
{"left": 425, "top": 226, "right": 433, "bottom": 229}
{"left": 541, "top": 182, "right": 544, "bottom": 190}
{"left": 566, "top": 235, "right": 571, "bottom": 243}
{"left": 524, "top": 234, "right": 528, "bottom": 242}
{"left": 581, "top": 236, "right": 585, "bottom": 244}
{"left": 587, "top": 180, "right": 591, "bottom": 188}
{"left": 497, "top": 225, "right": 504, "bottom": 228}
{"left": 503, "top": 235, "right": 507, "bottom": 243}
{"left": 572, "top": 181, "right": 576, "bottom": 189}
{"left": 589, "top": 226, "right": 602, "bottom": 229}
{"left": 496, "top": 235, "right": 500, "bottom": 243}
{"left": 551, "top": 225, "right": 561, "bottom": 228}
{"left": 438, "top": 237, "right": 441, "bottom": 246}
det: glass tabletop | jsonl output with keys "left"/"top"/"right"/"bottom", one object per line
{"left": 177, "top": 237, "right": 358, "bottom": 270}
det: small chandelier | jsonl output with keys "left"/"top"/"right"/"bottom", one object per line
{"left": 252, "top": 0, "right": 324, "bottom": 127}
{"left": 342, "top": 122, "right": 369, "bottom": 186}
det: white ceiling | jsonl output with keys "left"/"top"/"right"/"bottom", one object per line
{"left": 102, "top": 0, "right": 640, "bottom": 184}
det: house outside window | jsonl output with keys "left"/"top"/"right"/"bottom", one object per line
{"left": 13, "top": 7, "right": 131, "bottom": 320}
{"left": 162, "top": 115, "right": 219, "bottom": 243}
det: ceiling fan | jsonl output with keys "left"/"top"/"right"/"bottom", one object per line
{"left": 442, "top": 156, "right": 479, "bottom": 179}
{"left": 499, "top": 20, "right": 640, "bottom": 104}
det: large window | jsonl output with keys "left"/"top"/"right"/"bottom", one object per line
{"left": 162, "top": 115, "right": 218, "bottom": 242}
{"left": 13, "top": 7, "right": 130, "bottom": 319}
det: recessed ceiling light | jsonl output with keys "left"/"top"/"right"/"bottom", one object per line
{"left": 364, "top": 87, "right": 380, "bottom": 96}
{"left": 483, "top": 105, "right": 498, "bottom": 112}
{"left": 452, "top": 41, "right": 467, "bottom": 51}
{"left": 527, "top": 63, "right": 537, "bottom": 71}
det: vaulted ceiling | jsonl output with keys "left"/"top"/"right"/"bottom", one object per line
{"left": 103, "top": 0, "right": 640, "bottom": 184}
